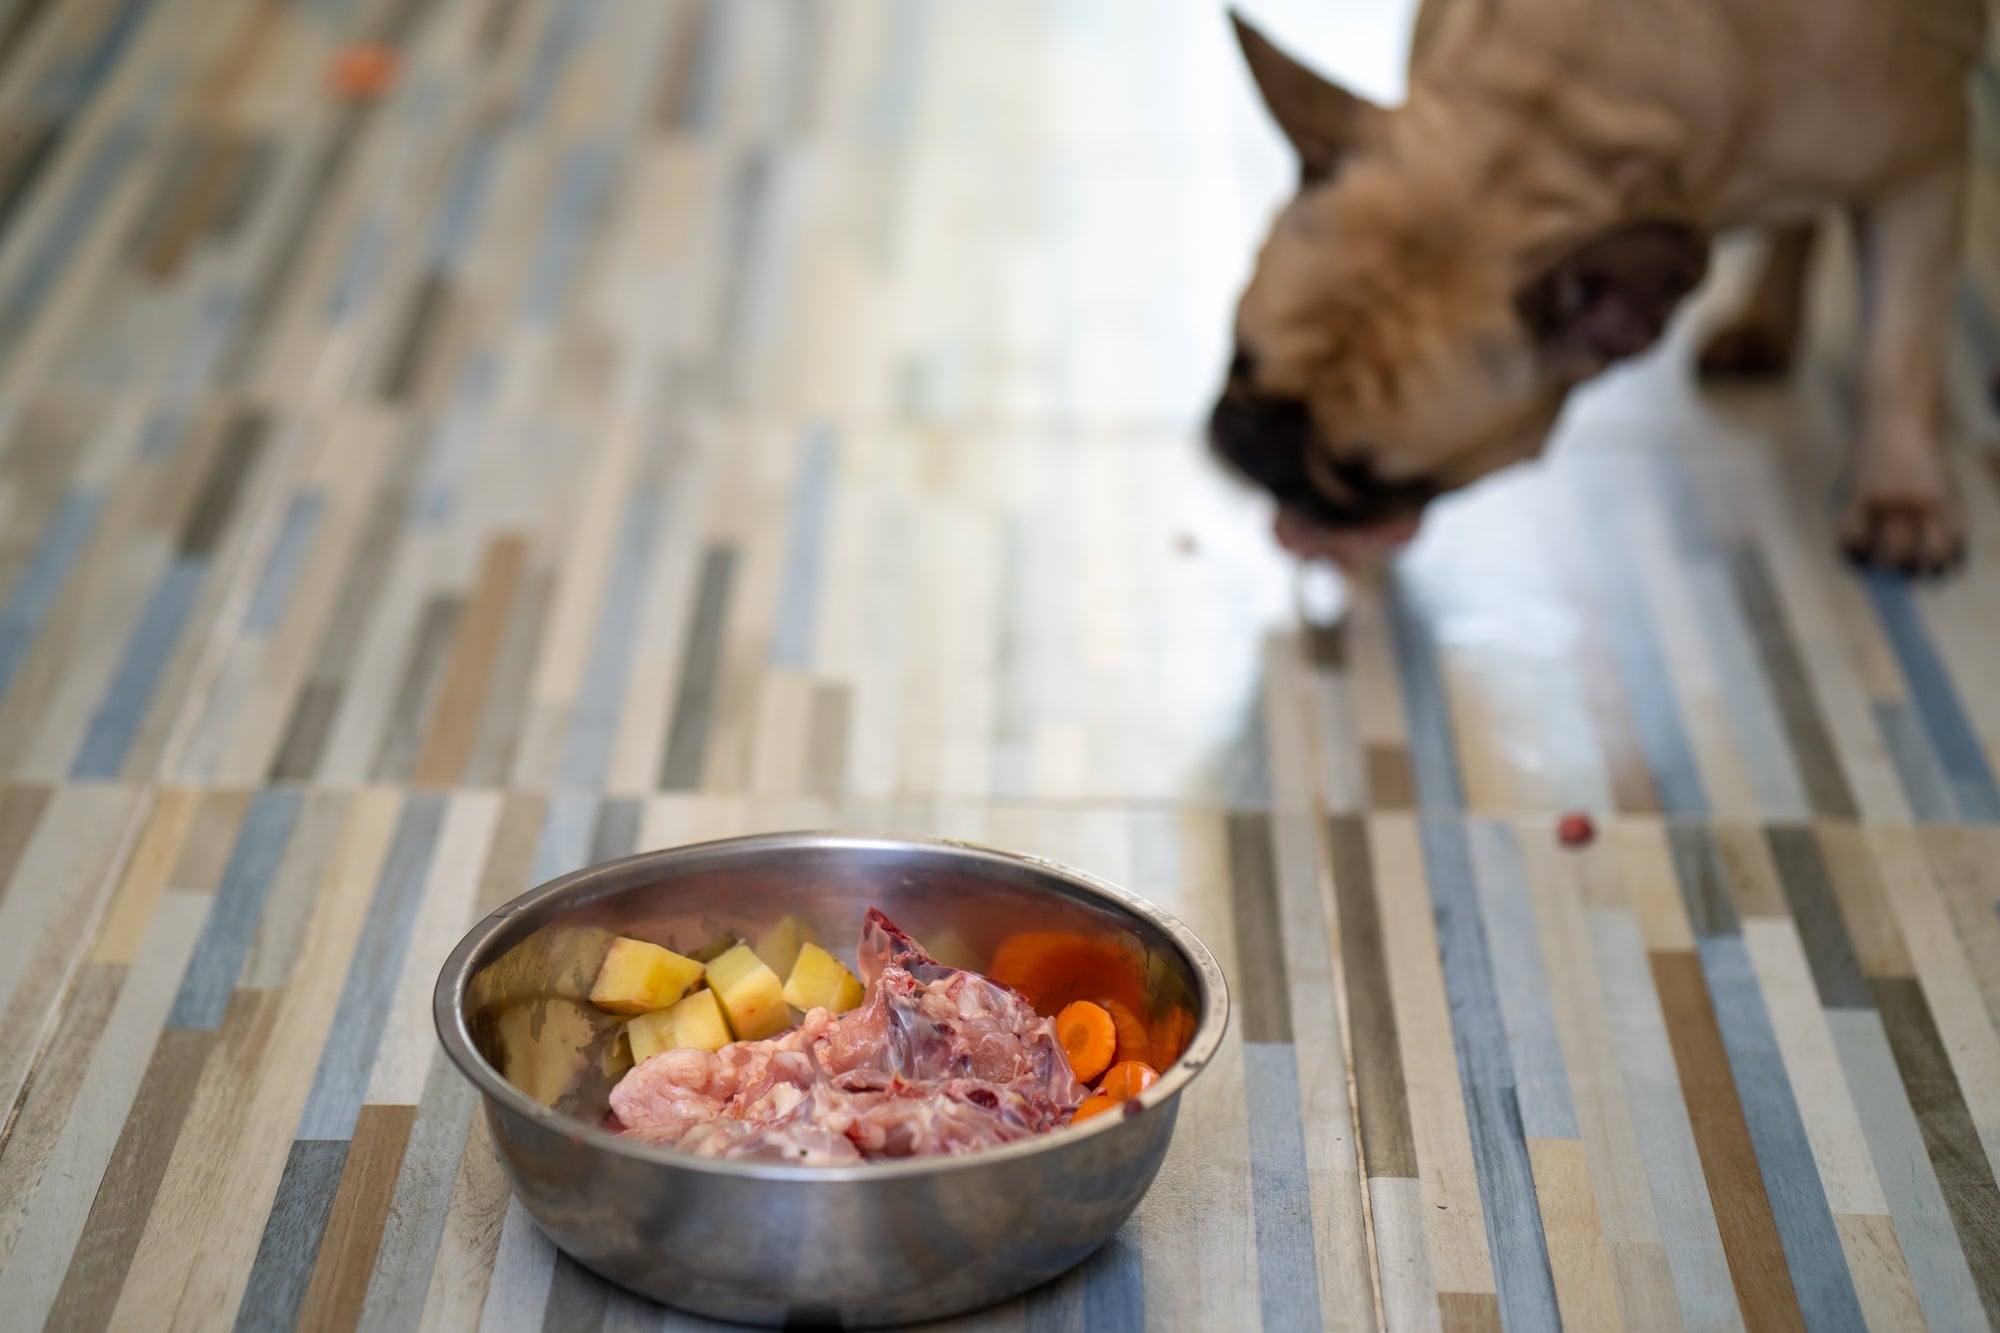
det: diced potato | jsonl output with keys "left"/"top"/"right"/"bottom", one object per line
{"left": 753, "top": 913, "right": 815, "bottom": 975}
{"left": 627, "top": 989, "right": 732, "bottom": 1062}
{"left": 588, "top": 937, "right": 705, "bottom": 1015}
{"left": 705, "top": 943, "right": 790, "bottom": 1040}
{"left": 783, "top": 942, "right": 866, "bottom": 1013}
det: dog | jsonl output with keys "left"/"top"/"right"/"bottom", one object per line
{"left": 1211, "top": 0, "right": 1987, "bottom": 573}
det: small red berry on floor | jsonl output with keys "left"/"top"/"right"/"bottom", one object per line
{"left": 328, "top": 45, "right": 399, "bottom": 102}
{"left": 1557, "top": 812, "right": 1595, "bottom": 847}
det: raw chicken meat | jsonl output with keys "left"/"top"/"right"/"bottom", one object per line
{"left": 608, "top": 909, "right": 1089, "bottom": 1162}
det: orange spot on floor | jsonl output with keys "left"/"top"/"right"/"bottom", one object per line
{"left": 327, "top": 45, "right": 399, "bottom": 102}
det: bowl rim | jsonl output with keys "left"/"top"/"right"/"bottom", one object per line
{"left": 432, "top": 830, "right": 1231, "bottom": 1183}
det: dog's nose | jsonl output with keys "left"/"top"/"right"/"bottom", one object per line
{"left": 1209, "top": 392, "right": 1438, "bottom": 532}
{"left": 1208, "top": 392, "right": 1315, "bottom": 498}
{"left": 1228, "top": 347, "right": 1258, "bottom": 386}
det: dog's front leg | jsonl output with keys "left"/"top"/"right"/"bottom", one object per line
{"left": 1700, "top": 223, "right": 1816, "bottom": 379}
{"left": 1842, "top": 161, "right": 1966, "bottom": 572}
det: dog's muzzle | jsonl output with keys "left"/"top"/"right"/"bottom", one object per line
{"left": 1207, "top": 384, "right": 1435, "bottom": 529}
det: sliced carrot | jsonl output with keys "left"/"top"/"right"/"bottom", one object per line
{"left": 989, "top": 932, "right": 1148, "bottom": 1017}
{"left": 1070, "top": 1093, "right": 1117, "bottom": 1124}
{"left": 1056, "top": 1000, "right": 1117, "bottom": 1082}
{"left": 1099, "top": 997, "right": 1151, "bottom": 1067}
{"left": 1099, "top": 1060, "right": 1158, "bottom": 1101}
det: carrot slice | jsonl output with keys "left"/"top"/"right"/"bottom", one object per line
{"left": 1099, "top": 1060, "right": 1158, "bottom": 1101}
{"left": 1056, "top": 1000, "right": 1117, "bottom": 1082}
{"left": 1100, "top": 997, "right": 1151, "bottom": 1067}
{"left": 1070, "top": 1094, "right": 1118, "bottom": 1124}
{"left": 989, "top": 932, "right": 1148, "bottom": 1017}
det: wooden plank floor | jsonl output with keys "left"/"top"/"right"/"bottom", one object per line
{"left": 1, "top": 1, "right": 1998, "bottom": 1329}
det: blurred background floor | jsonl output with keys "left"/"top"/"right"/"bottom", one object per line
{"left": 1, "top": 1, "right": 1999, "bottom": 1330}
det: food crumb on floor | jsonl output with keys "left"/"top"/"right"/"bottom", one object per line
{"left": 328, "top": 45, "right": 399, "bottom": 101}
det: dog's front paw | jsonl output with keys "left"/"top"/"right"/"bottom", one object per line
{"left": 1697, "top": 319, "right": 1795, "bottom": 380}
{"left": 1839, "top": 463, "right": 1963, "bottom": 574}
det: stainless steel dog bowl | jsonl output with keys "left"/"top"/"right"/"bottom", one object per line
{"left": 433, "top": 832, "right": 1228, "bottom": 1328}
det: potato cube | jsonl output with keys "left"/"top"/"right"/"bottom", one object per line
{"left": 627, "top": 989, "right": 732, "bottom": 1062}
{"left": 589, "top": 937, "right": 705, "bottom": 1015}
{"left": 753, "top": 913, "right": 814, "bottom": 975}
{"left": 782, "top": 942, "right": 866, "bottom": 1013}
{"left": 705, "top": 943, "right": 790, "bottom": 1040}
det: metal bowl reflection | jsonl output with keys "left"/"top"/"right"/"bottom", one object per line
{"left": 433, "top": 832, "right": 1228, "bottom": 1328}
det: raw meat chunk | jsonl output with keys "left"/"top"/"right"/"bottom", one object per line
{"left": 607, "top": 909, "right": 1089, "bottom": 1161}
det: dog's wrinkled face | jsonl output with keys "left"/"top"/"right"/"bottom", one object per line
{"left": 1214, "top": 171, "right": 1570, "bottom": 545}
{"left": 1213, "top": 15, "right": 1707, "bottom": 557}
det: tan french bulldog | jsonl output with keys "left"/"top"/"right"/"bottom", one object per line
{"left": 1212, "top": 0, "right": 1986, "bottom": 573}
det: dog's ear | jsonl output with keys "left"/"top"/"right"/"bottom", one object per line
{"left": 1231, "top": 12, "right": 1381, "bottom": 184}
{"left": 1516, "top": 222, "right": 1709, "bottom": 377}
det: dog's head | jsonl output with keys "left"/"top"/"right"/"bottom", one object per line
{"left": 1212, "top": 14, "right": 1707, "bottom": 555}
